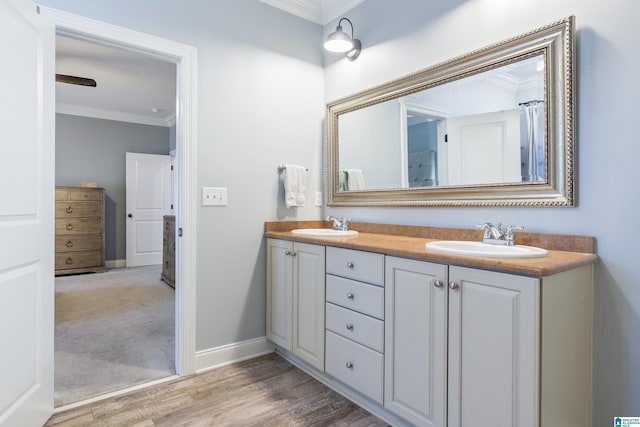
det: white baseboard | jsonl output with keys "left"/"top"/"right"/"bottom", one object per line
{"left": 195, "top": 337, "right": 275, "bottom": 373}
{"left": 105, "top": 259, "right": 126, "bottom": 269}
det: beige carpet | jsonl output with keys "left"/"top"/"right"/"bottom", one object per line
{"left": 55, "top": 265, "right": 175, "bottom": 407}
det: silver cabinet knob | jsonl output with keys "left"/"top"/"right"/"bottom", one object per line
{"left": 449, "top": 281, "right": 459, "bottom": 290}
{"left": 347, "top": 261, "right": 354, "bottom": 269}
{"left": 291, "top": 252, "right": 296, "bottom": 257}
{"left": 285, "top": 251, "right": 291, "bottom": 256}
{"left": 346, "top": 362, "right": 353, "bottom": 369}
{"left": 434, "top": 280, "right": 443, "bottom": 288}
{"left": 346, "top": 292, "right": 354, "bottom": 300}
{"left": 346, "top": 323, "right": 354, "bottom": 330}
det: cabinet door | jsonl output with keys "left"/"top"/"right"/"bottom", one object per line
{"left": 266, "top": 238, "right": 293, "bottom": 351}
{"left": 292, "top": 242, "right": 326, "bottom": 371}
{"left": 448, "top": 266, "right": 539, "bottom": 427}
{"left": 384, "top": 256, "right": 447, "bottom": 427}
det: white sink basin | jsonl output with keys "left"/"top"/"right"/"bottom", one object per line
{"left": 291, "top": 228, "right": 359, "bottom": 237}
{"left": 425, "top": 240, "right": 547, "bottom": 258}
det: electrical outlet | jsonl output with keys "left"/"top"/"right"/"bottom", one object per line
{"left": 315, "top": 191, "right": 323, "bottom": 206}
{"left": 202, "top": 187, "right": 227, "bottom": 206}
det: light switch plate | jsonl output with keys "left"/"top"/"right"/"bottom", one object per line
{"left": 202, "top": 187, "right": 227, "bottom": 206}
{"left": 315, "top": 191, "right": 323, "bottom": 206}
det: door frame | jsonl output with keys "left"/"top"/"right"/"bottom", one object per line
{"left": 41, "top": 6, "right": 197, "bottom": 376}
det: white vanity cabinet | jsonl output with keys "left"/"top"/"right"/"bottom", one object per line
{"left": 325, "top": 247, "right": 386, "bottom": 404}
{"left": 266, "top": 238, "right": 325, "bottom": 371}
{"left": 384, "top": 256, "right": 448, "bottom": 427}
{"left": 384, "top": 257, "right": 593, "bottom": 427}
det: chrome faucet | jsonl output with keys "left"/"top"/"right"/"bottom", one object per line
{"left": 476, "top": 222, "right": 524, "bottom": 246}
{"left": 326, "top": 216, "right": 351, "bottom": 231}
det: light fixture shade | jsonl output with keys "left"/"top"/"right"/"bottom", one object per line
{"left": 324, "top": 17, "right": 361, "bottom": 60}
{"left": 324, "top": 25, "right": 354, "bottom": 53}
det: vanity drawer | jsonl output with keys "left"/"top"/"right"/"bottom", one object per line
{"left": 326, "top": 274, "right": 384, "bottom": 320}
{"left": 326, "top": 302, "right": 384, "bottom": 352}
{"left": 325, "top": 331, "right": 383, "bottom": 404}
{"left": 326, "top": 247, "right": 384, "bottom": 286}
{"left": 55, "top": 201, "right": 102, "bottom": 218}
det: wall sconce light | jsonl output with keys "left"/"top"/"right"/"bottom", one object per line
{"left": 324, "top": 17, "right": 361, "bottom": 61}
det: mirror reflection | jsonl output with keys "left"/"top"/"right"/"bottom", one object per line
{"left": 338, "top": 55, "right": 546, "bottom": 191}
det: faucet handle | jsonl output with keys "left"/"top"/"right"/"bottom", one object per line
{"left": 504, "top": 225, "right": 524, "bottom": 244}
{"left": 476, "top": 222, "right": 501, "bottom": 238}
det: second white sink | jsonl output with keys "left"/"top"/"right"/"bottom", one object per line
{"left": 425, "top": 240, "right": 547, "bottom": 258}
{"left": 292, "top": 228, "right": 359, "bottom": 237}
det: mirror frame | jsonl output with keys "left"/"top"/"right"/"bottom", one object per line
{"left": 326, "top": 16, "right": 575, "bottom": 207}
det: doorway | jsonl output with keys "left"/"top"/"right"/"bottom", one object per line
{"left": 44, "top": 6, "right": 197, "bottom": 410}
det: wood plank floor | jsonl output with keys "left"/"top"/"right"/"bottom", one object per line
{"left": 45, "top": 353, "right": 389, "bottom": 426}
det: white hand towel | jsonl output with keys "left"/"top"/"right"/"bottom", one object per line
{"left": 283, "top": 164, "right": 306, "bottom": 207}
{"left": 346, "top": 169, "right": 365, "bottom": 190}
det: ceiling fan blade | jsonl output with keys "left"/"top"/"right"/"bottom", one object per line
{"left": 55, "top": 74, "right": 97, "bottom": 87}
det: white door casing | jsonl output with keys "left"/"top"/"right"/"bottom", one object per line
{"left": 0, "top": 0, "right": 55, "bottom": 424}
{"left": 126, "top": 152, "right": 172, "bottom": 267}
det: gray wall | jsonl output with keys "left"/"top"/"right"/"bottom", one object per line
{"left": 323, "top": 0, "right": 640, "bottom": 424}
{"left": 55, "top": 113, "right": 170, "bottom": 261}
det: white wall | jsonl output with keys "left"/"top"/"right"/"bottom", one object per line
{"left": 324, "top": 0, "right": 640, "bottom": 424}
{"left": 38, "top": 0, "right": 325, "bottom": 351}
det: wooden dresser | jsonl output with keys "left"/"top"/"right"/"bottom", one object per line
{"left": 161, "top": 215, "right": 175, "bottom": 287}
{"left": 55, "top": 186, "right": 105, "bottom": 275}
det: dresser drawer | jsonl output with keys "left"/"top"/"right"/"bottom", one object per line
{"left": 69, "top": 188, "right": 103, "bottom": 201}
{"left": 326, "top": 247, "right": 384, "bottom": 286}
{"left": 55, "top": 188, "right": 69, "bottom": 201}
{"left": 55, "top": 201, "right": 102, "bottom": 218}
{"left": 326, "top": 274, "right": 384, "bottom": 319}
{"left": 326, "top": 303, "right": 384, "bottom": 352}
{"left": 55, "top": 251, "right": 102, "bottom": 270}
{"left": 325, "top": 331, "right": 383, "bottom": 404}
{"left": 55, "top": 218, "right": 103, "bottom": 235}
{"left": 55, "top": 236, "right": 102, "bottom": 253}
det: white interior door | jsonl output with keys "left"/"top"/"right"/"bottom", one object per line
{"left": 446, "top": 109, "right": 521, "bottom": 185}
{"left": 126, "top": 152, "right": 172, "bottom": 267}
{"left": 0, "top": 0, "right": 55, "bottom": 425}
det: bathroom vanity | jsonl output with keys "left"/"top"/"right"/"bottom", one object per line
{"left": 265, "top": 220, "right": 596, "bottom": 427}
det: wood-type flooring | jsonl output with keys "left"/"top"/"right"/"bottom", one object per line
{"left": 45, "top": 353, "right": 388, "bottom": 426}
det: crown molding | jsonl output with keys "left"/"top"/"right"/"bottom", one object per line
{"left": 258, "top": 0, "right": 366, "bottom": 25}
{"left": 56, "top": 103, "right": 174, "bottom": 127}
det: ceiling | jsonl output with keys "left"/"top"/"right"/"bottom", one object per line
{"left": 54, "top": 0, "right": 365, "bottom": 127}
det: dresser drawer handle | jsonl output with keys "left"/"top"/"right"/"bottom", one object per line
{"left": 346, "top": 323, "right": 354, "bottom": 331}
{"left": 346, "top": 362, "right": 353, "bottom": 369}
{"left": 66, "top": 205, "right": 73, "bottom": 213}
{"left": 66, "top": 223, "right": 73, "bottom": 231}
{"left": 346, "top": 261, "right": 354, "bottom": 269}
{"left": 346, "top": 292, "right": 354, "bottom": 300}
{"left": 65, "top": 257, "right": 73, "bottom": 265}
{"left": 65, "top": 240, "right": 73, "bottom": 248}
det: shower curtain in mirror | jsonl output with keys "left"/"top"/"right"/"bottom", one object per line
{"left": 521, "top": 101, "right": 545, "bottom": 182}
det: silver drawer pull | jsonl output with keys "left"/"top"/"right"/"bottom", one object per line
{"left": 449, "top": 281, "right": 459, "bottom": 290}
{"left": 346, "top": 362, "right": 353, "bottom": 369}
{"left": 346, "top": 261, "right": 354, "bottom": 269}
{"left": 66, "top": 205, "right": 73, "bottom": 214}
{"left": 65, "top": 223, "right": 73, "bottom": 231}
{"left": 434, "top": 280, "right": 443, "bottom": 288}
{"left": 65, "top": 240, "right": 73, "bottom": 248}
{"left": 346, "top": 323, "right": 354, "bottom": 330}
{"left": 285, "top": 251, "right": 291, "bottom": 256}
{"left": 346, "top": 292, "right": 354, "bottom": 300}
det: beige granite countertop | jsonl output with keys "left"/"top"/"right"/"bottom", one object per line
{"left": 264, "top": 220, "right": 598, "bottom": 277}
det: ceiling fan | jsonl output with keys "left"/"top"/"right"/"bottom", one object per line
{"left": 55, "top": 74, "right": 97, "bottom": 87}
